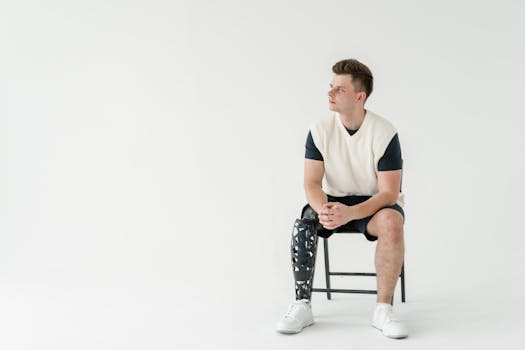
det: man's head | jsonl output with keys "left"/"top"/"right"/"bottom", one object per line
{"left": 328, "top": 58, "right": 373, "bottom": 113}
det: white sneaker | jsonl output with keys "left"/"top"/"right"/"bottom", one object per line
{"left": 276, "top": 299, "right": 314, "bottom": 334}
{"left": 371, "top": 303, "right": 409, "bottom": 339}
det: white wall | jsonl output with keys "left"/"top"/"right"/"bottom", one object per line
{"left": 1, "top": 0, "right": 524, "bottom": 324}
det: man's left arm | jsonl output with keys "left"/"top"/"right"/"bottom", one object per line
{"left": 352, "top": 132, "right": 404, "bottom": 220}
{"left": 351, "top": 169, "right": 402, "bottom": 220}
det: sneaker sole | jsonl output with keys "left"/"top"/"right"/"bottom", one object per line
{"left": 372, "top": 324, "right": 408, "bottom": 339}
{"left": 277, "top": 319, "right": 314, "bottom": 334}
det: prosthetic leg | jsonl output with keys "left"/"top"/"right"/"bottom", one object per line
{"left": 291, "top": 206, "right": 321, "bottom": 301}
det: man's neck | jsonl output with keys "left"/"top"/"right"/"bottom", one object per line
{"left": 338, "top": 108, "right": 366, "bottom": 130}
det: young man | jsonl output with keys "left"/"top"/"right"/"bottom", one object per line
{"left": 276, "top": 59, "right": 408, "bottom": 339}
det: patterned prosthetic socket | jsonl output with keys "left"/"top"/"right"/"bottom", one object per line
{"left": 291, "top": 206, "right": 320, "bottom": 301}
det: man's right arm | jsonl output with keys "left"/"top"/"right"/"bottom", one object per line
{"left": 304, "top": 158, "right": 327, "bottom": 214}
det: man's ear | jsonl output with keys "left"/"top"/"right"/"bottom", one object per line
{"left": 357, "top": 91, "right": 367, "bottom": 102}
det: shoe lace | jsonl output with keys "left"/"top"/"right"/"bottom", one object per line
{"left": 378, "top": 308, "right": 399, "bottom": 324}
{"left": 382, "top": 307, "right": 400, "bottom": 323}
{"left": 284, "top": 300, "right": 307, "bottom": 319}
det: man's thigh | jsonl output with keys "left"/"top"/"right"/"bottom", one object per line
{"left": 366, "top": 207, "right": 405, "bottom": 238}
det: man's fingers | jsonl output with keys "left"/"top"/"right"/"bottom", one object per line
{"left": 320, "top": 216, "right": 338, "bottom": 228}
{"left": 319, "top": 218, "right": 334, "bottom": 226}
{"left": 319, "top": 218, "right": 333, "bottom": 223}
{"left": 320, "top": 215, "right": 333, "bottom": 222}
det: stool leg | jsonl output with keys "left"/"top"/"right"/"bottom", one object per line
{"left": 323, "top": 238, "right": 332, "bottom": 300}
{"left": 400, "top": 262, "right": 406, "bottom": 303}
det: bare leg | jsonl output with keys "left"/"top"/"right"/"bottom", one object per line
{"left": 366, "top": 209, "right": 405, "bottom": 303}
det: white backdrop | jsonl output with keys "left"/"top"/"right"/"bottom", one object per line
{"left": 1, "top": 0, "right": 524, "bottom": 349}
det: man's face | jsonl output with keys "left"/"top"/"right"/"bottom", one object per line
{"left": 327, "top": 74, "right": 365, "bottom": 112}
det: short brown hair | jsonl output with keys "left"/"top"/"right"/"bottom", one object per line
{"left": 332, "top": 59, "right": 373, "bottom": 100}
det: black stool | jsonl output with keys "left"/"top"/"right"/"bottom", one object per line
{"left": 311, "top": 229, "right": 406, "bottom": 305}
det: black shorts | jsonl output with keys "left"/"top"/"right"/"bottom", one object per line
{"left": 300, "top": 194, "right": 405, "bottom": 242}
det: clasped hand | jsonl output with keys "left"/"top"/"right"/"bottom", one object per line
{"left": 318, "top": 202, "right": 357, "bottom": 230}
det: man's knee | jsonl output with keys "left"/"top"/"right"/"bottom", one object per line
{"left": 367, "top": 208, "right": 404, "bottom": 240}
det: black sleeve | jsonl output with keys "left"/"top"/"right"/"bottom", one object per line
{"left": 377, "top": 133, "right": 403, "bottom": 171}
{"left": 305, "top": 130, "right": 324, "bottom": 161}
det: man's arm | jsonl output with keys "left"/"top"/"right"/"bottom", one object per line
{"left": 352, "top": 169, "right": 402, "bottom": 219}
{"left": 303, "top": 158, "right": 327, "bottom": 214}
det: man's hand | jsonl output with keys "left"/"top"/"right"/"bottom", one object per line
{"left": 318, "top": 202, "right": 358, "bottom": 230}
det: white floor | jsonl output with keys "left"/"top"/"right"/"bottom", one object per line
{"left": 0, "top": 281, "right": 523, "bottom": 350}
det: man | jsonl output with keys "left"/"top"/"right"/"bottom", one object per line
{"left": 276, "top": 58, "right": 408, "bottom": 339}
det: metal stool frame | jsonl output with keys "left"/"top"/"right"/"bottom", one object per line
{"left": 311, "top": 231, "right": 406, "bottom": 305}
